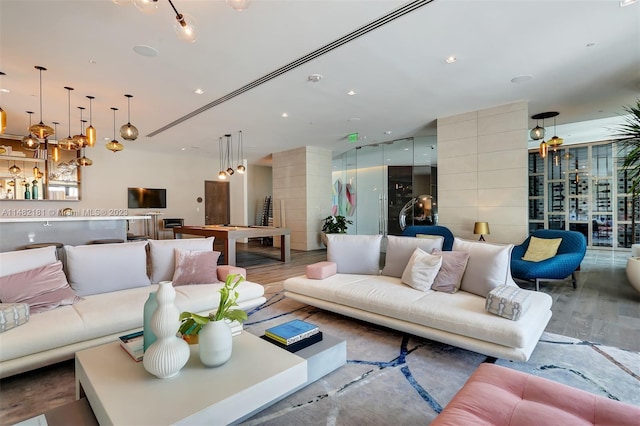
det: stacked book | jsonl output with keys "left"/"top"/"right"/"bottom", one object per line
{"left": 119, "top": 331, "right": 144, "bottom": 361}
{"left": 262, "top": 319, "right": 322, "bottom": 352}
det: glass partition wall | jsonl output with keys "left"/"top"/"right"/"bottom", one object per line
{"left": 331, "top": 137, "right": 437, "bottom": 236}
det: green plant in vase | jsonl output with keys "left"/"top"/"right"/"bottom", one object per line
{"left": 179, "top": 274, "right": 248, "bottom": 344}
{"left": 322, "top": 215, "right": 353, "bottom": 234}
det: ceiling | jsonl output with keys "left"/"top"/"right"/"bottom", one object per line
{"left": 1, "top": 0, "right": 638, "bottom": 166}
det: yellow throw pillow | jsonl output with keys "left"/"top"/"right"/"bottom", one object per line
{"left": 522, "top": 236, "right": 562, "bottom": 262}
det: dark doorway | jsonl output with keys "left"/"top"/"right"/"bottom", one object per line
{"left": 204, "top": 181, "right": 230, "bottom": 225}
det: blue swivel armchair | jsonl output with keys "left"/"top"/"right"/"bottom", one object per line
{"left": 511, "top": 229, "right": 587, "bottom": 291}
{"left": 401, "top": 225, "right": 455, "bottom": 251}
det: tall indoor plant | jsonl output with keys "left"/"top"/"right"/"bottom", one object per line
{"left": 613, "top": 99, "right": 640, "bottom": 245}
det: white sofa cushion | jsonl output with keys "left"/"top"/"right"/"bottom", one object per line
{"left": 327, "top": 234, "right": 382, "bottom": 275}
{"left": 0, "top": 246, "right": 57, "bottom": 277}
{"left": 401, "top": 248, "right": 442, "bottom": 291}
{"left": 65, "top": 241, "right": 151, "bottom": 296}
{"left": 452, "top": 238, "right": 515, "bottom": 297}
{"left": 381, "top": 235, "right": 444, "bottom": 278}
{"left": 148, "top": 238, "right": 215, "bottom": 283}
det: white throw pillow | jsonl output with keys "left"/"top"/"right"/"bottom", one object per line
{"left": 0, "top": 246, "right": 57, "bottom": 277}
{"left": 401, "top": 248, "right": 443, "bottom": 292}
{"left": 148, "top": 237, "right": 214, "bottom": 283}
{"left": 65, "top": 241, "right": 151, "bottom": 296}
{"left": 381, "top": 235, "right": 444, "bottom": 278}
{"left": 327, "top": 234, "right": 382, "bottom": 275}
{"left": 452, "top": 237, "right": 514, "bottom": 297}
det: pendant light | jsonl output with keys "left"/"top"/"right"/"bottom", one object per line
{"left": 547, "top": 115, "right": 564, "bottom": 151}
{"left": 86, "top": 96, "right": 96, "bottom": 147}
{"left": 78, "top": 119, "right": 92, "bottom": 166}
{"left": 227, "top": 0, "right": 251, "bottom": 11}
{"left": 29, "top": 66, "right": 54, "bottom": 140}
{"left": 120, "top": 94, "right": 139, "bottom": 140}
{"left": 0, "top": 71, "right": 6, "bottom": 134}
{"left": 225, "top": 134, "right": 234, "bottom": 176}
{"left": 168, "top": 0, "right": 197, "bottom": 43}
{"left": 51, "top": 122, "right": 60, "bottom": 162}
{"left": 21, "top": 111, "right": 41, "bottom": 151}
{"left": 530, "top": 119, "right": 545, "bottom": 141}
{"left": 59, "top": 87, "right": 81, "bottom": 151}
{"left": 133, "top": 0, "right": 159, "bottom": 14}
{"left": 106, "top": 107, "right": 124, "bottom": 152}
{"left": 236, "top": 130, "right": 246, "bottom": 174}
{"left": 9, "top": 162, "right": 20, "bottom": 176}
{"left": 218, "top": 137, "right": 227, "bottom": 180}
{"left": 73, "top": 107, "right": 88, "bottom": 148}
{"left": 33, "top": 165, "right": 41, "bottom": 178}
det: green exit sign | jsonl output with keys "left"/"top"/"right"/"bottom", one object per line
{"left": 348, "top": 132, "right": 359, "bottom": 142}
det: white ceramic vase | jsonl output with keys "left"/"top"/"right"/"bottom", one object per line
{"left": 143, "top": 281, "right": 190, "bottom": 379}
{"left": 199, "top": 320, "right": 233, "bottom": 367}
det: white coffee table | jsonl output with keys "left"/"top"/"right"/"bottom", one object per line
{"left": 76, "top": 332, "right": 345, "bottom": 425}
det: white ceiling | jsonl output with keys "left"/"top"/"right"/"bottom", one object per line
{"left": 1, "top": 0, "right": 638, "bottom": 166}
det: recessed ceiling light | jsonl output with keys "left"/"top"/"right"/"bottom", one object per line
{"left": 620, "top": 0, "right": 637, "bottom": 7}
{"left": 194, "top": 88, "right": 204, "bottom": 95}
{"left": 586, "top": 42, "right": 596, "bottom": 48}
{"left": 347, "top": 90, "right": 356, "bottom": 96}
{"left": 89, "top": 59, "right": 96, "bottom": 64}
{"left": 133, "top": 45, "right": 159, "bottom": 57}
{"left": 0, "top": 88, "right": 9, "bottom": 93}
{"left": 511, "top": 74, "right": 533, "bottom": 83}
{"left": 281, "top": 112, "right": 288, "bottom": 118}
{"left": 384, "top": 131, "right": 392, "bottom": 135}
{"left": 445, "top": 56, "right": 457, "bottom": 64}
{"left": 348, "top": 117, "right": 360, "bottom": 122}
{"left": 307, "top": 74, "right": 323, "bottom": 83}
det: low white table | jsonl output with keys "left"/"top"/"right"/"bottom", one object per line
{"left": 76, "top": 332, "right": 345, "bottom": 425}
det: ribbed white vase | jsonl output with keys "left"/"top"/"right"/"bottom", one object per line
{"left": 143, "top": 281, "right": 190, "bottom": 379}
{"left": 199, "top": 320, "right": 233, "bottom": 367}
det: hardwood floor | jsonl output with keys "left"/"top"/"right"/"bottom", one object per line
{"left": 237, "top": 242, "right": 640, "bottom": 352}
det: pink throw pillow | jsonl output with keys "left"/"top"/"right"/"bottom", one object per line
{"left": 0, "top": 261, "right": 82, "bottom": 313}
{"left": 430, "top": 250, "right": 470, "bottom": 293}
{"left": 172, "top": 249, "right": 221, "bottom": 286}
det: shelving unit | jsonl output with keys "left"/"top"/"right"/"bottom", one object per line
{"left": 527, "top": 141, "right": 635, "bottom": 249}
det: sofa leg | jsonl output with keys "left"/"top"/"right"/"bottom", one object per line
{"left": 535, "top": 279, "right": 540, "bottom": 292}
{"left": 571, "top": 272, "right": 577, "bottom": 289}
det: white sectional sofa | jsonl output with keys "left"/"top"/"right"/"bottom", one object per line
{"left": 0, "top": 238, "right": 266, "bottom": 378}
{"left": 284, "top": 234, "right": 552, "bottom": 362}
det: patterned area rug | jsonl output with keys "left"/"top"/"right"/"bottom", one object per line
{"left": 241, "top": 282, "right": 640, "bottom": 425}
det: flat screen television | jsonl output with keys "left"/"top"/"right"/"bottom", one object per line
{"left": 127, "top": 187, "right": 167, "bottom": 209}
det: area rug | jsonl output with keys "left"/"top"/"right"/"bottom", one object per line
{"left": 240, "top": 282, "right": 640, "bottom": 425}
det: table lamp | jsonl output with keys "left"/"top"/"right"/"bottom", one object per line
{"left": 473, "top": 222, "right": 490, "bottom": 241}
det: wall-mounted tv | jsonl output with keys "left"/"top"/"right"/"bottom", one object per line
{"left": 128, "top": 187, "right": 167, "bottom": 209}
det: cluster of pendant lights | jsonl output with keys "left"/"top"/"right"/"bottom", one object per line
{"left": 530, "top": 111, "right": 564, "bottom": 161}
{"left": 13, "top": 66, "right": 139, "bottom": 170}
{"left": 116, "top": 0, "right": 250, "bottom": 44}
{"left": 218, "top": 131, "right": 246, "bottom": 180}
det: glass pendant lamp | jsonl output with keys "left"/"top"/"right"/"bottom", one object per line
{"left": 227, "top": 0, "right": 251, "bottom": 11}
{"left": 29, "top": 66, "right": 54, "bottom": 140}
{"left": 59, "top": 87, "right": 81, "bottom": 151}
{"left": 86, "top": 96, "right": 96, "bottom": 147}
{"left": 120, "top": 94, "right": 139, "bottom": 140}
{"left": 21, "top": 111, "right": 41, "bottom": 151}
{"left": 0, "top": 71, "right": 6, "bottom": 134}
{"left": 133, "top": 0, "right": 158, "bottom": 14}
{"left": 73, "top": 107, "right": 88, "bottom": 148}
{"left": 106, "top": 107, "right": 124, "bottom": 152}
{"left": 9, "top": 162, "right": 20, "bottom": 176}
{"left": 218, "top": 137, "right": 227, "bottom": 179}
{"left": 51, "top": 122, "right": 60, "bottom": 162}
{"left": 225, "top": 134, "right": 234, "bottom": 176}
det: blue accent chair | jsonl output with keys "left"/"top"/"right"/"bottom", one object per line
{"left": 401, "top": 225, "right": 455, "bottom": 251}
{"left": 511, "top": 229, "right": 587, "bottom": 291}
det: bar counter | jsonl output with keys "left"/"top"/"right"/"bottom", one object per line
{"left": 0, "top": 216, "right": 150, "bottom": 252}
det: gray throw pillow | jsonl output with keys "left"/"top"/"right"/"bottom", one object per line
{"left": 430, "top": 250, "right": 470, "bottom": 293}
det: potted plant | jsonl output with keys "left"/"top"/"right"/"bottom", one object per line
{"left": 613, "top": 99, "right": 640, "bottom": 245}
{"left": 321, "top": 215, "right": 353, "bottom": 245}
{"left": 179, "top": 274, "right": 248, "bottom": 367}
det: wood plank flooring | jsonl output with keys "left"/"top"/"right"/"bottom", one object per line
{"left": 237, "top": 242, "right": 640, "bottom": 352}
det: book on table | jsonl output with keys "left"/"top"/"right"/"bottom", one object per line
{"left": 119, "top": 331, "right": 144, "bottom": 362}
{"left": 264, "top": 319, "right": 319, "bottom": 345}
{"left": 262, "top": 331, "right": 323, "bottom": 353}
